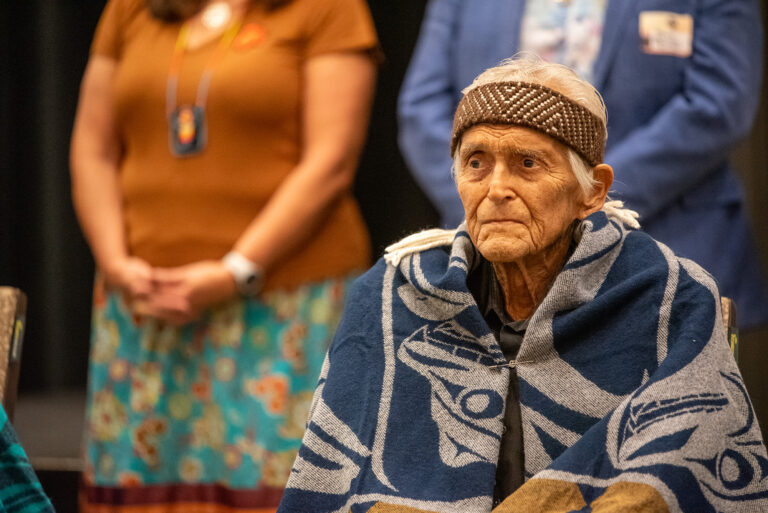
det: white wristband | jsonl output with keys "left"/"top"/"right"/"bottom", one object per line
{"left": 222, "top": 251, "right": 264, "bottom": 297}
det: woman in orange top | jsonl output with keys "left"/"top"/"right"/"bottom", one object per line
{"left": 70, "top": 0, "right": 377, "bottom": 510}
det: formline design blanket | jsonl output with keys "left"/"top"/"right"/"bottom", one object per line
{"left": 277, "top": 211, "right": 768, "bottom": 513}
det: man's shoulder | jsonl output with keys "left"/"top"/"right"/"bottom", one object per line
{"left": 579, "top": 209, "right": 719, "bottom": 296}
{"left": 619, "top": 227, "right": 720, "bottom": 295}
{"left": 350, "top": 228, "right": 458, "bottom": 296}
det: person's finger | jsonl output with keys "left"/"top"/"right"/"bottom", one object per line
{"left": 126, "top": 270, "right": 154, "bottom": 295}
{"left": 151, "top": 281, "right": 190, "bottom": 301}
{"left": 146, "top": 300, "right": 195, "bottom": 325}
{"left": 148, "top": 280, "right": 177, "bottom": 295}
{"left": 131, "top": 259, "right": 154, "bottom": 280}
{"left": 136, "top": 302, "right": 192, "bottom": 325}
{"left": 130, "top": 277, "right": 154, "bottom": 297}
{"left": 131, "top": 298, "right": 153, "bottom": 317}
{"left": 152, "top": 270, "right": 188, "bottom": 293}
{"left": 154, "top": 265, "right": 187, "bottom": 279}
{"left": 149, "top": 292, "right": 192, "bottom": 316}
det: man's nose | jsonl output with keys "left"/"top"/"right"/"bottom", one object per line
{"left": 487, "top": 163, "right": 515, "bottom": 203}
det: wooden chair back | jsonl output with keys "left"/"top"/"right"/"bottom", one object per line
{"left": 0, "top": 287, "right": 26, "bottom": 421}
{"left": 720, "top": 296, "right": 738, "bottom": 363}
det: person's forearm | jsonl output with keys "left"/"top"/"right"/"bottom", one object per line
{"left": 70, "top": 56, "right": 129, "bottom": 277}
{"left": 234, "top": 52, "right": 375, "bottom": 270}
{"left": 70, "top": 157, "right": 128, "bottom": 274}
{"left": 233, "top": 157, "right": 355, "bottom": 270}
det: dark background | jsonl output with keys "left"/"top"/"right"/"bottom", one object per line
{"left": 1, "top": 0, "right": 767, "bottom": 492}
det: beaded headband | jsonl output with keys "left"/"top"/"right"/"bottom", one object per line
{"left": 450, "top": 81, "right": 606, "bottom": 166}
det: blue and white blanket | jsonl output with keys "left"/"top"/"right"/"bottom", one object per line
{"left": 278, "top": 211, "right": 768, "bottom": 513}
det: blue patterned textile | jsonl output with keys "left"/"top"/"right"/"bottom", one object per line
{"left": 278, "top": 211, "right": 768, "bottom": 513}
{"left": 0, "top": 405, "right": 54, "bottom": 512}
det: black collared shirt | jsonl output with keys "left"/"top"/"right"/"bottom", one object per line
{"left": 466, "top": 250, "right": 527, "bottom": 506}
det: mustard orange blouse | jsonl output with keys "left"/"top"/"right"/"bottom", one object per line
{"left": 91, "top": 0, "right": 378, "bottom": 290}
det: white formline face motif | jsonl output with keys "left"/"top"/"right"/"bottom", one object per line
{"left": 604, "top": 365, "right": 768, "bottom": 509}
{"left": 286, "top": 383, "right": 370, "bottom": 495}
{"left": 398, "top": 320, "right": 506, "bottom": 468}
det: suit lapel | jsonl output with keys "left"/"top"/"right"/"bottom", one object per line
{"left": 593, "top": 0, "right": 638, "bottom": 90}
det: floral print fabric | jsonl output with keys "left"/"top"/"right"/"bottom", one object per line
{"left": 83, "top": 274, "right": 353, "bottom": 507}
{"left": 520, "top": 0, "right": 607, "bottom": 83}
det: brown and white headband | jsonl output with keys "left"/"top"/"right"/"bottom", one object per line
{"left": 450, "top": 81, "right": 606, "bottom": 167}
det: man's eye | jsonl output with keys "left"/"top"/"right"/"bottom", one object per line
{"left": 469, "top": 159, "right": 482, "bottom": 169}
{"left": 523, "top": 158, "right": 535, "bottom": 168}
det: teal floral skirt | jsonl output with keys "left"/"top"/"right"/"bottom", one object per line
{"left": 81, "top": 274, "right": 354, "bottom": 511}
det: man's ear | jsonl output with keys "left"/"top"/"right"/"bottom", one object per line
{"left": 579, "top": 163, "right": 613, "bottom": 218}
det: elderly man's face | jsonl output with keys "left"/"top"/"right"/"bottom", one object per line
{"left": 456, "top": 124, "right": 591, "bottom": 263}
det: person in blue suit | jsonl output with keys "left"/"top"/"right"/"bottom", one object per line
{"left": 398, "top": 0, "right": 768, "bottom": 328}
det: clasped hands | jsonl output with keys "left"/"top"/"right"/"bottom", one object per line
{"left": 104, "top": 256, "right": 239, "bottom": 325}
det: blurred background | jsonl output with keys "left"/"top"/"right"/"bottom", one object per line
{"left": 1, "top": 1, "right": 766, "bottom": 511}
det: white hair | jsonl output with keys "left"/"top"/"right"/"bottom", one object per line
{"left": 453, "top": 54, "right": 607, "bottom": 195}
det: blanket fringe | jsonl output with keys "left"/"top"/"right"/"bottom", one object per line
{"left": 602, "top": 199, "right": 640, "bottom": 230}
{"left": 384, "top": 228, "right": 458, "bottom": 266}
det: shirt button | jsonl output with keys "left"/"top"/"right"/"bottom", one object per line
{"left": 501, "top": 425, "right": 507, "bottom": 433}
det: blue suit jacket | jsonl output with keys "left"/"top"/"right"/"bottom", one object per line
{"left": 398, "top": 0, "right": 768, "bottom": 327}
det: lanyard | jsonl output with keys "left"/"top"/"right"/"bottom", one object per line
{"left": 166, "top": 19, "right": 243, "bottom": 117}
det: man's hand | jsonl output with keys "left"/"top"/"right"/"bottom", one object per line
{"left": 134, "top": 261, "right": 238, "bottom": 325}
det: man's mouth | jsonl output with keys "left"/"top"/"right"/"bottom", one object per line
{"left": 481, "top": 218, "right": 523, "bottom": 225}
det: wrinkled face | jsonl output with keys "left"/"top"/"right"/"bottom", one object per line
{"left": 456, "top": 124, "right": 590, "bottom": 263}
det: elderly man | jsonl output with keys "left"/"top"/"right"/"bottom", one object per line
{"left": 277, "top": 58, "right": 768, "bottom": 513}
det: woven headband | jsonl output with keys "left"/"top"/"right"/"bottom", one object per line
{"left": 450, "top": 81, "right": 606, "bottom": 167}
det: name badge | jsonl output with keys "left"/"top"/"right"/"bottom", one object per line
{"left": 639, "top": 11, "right": 694, "bottom": 58}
